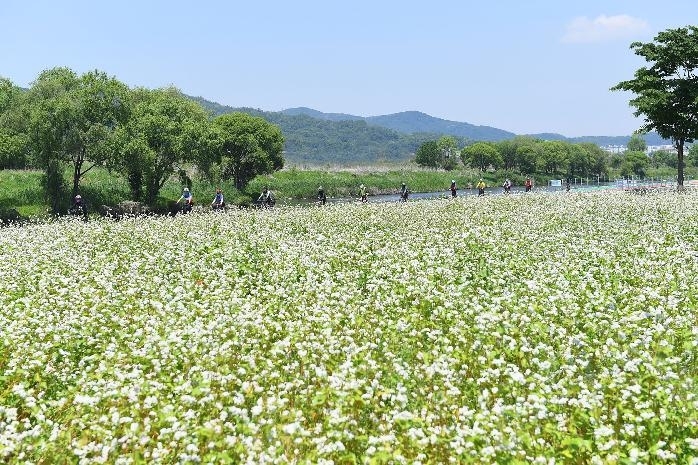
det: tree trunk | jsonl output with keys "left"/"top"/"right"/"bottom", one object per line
{"left": 72, "top": 148, "right": 85, "bottom": 198}
{"left": 676, "top": 139, "right": 685, "bottom": 189}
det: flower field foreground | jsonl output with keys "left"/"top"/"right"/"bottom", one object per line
{"left": 1, "top": 191, "right": 697, "bottom": 464}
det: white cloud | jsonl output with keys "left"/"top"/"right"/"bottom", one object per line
{"left": 562, "top": 14, "right": 649, "bottom": 44}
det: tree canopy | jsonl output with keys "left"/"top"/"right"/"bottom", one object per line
{"left": 415, "top": 136, "right": 459, "bottom": 170}
{"left": 461, "top": 142, "right": 502, "bottom": 171}
{"left": 111, "top": 87, "right": 210, "bottom": 204}
{"left": 0, "top": 68, "right": 287, "bottom": 210}
{"left": 612, "top": 26, "right": 698, "bottom": 186}
{"left": 210, "top": 113, "right": 285, "bottom": 190}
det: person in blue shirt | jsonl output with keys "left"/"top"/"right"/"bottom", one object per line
{"left": 177, "top": 187, "right": 194, "bottom": 213}
{"left": 211, "top": 188, "right": 225, "bottom": 210}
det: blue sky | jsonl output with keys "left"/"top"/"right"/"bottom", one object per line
{"left": 1, "top": 0, "right": 696, "bottom": 137}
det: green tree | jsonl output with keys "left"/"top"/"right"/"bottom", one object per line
{"left": 67, "top": 70, "right": 130, "bottom": 196}
{"left": 515, "top": 139, "right": 539, "bottom": 175}
{"left": 579, "top": 143, "right": 609, "bottom": 178}
{"left": 461, "top": 142, "right": 502, "bottom": 171}
{"left": 0, "top": 78, "right": 30, "bottom": 169}
{"left": 415, "top": 140, "right": 440, "bottom": 168}
{"left": 496, "top": 139, "right": 519, "bottom": 171}
{"left": 25, "top": 67, "right": 79, "bottom": 213}
{"left": 537, "top": 140, "right": 569, "bottom": 174}
{"left": 627, "top": 134, "right": 647, "bottom": 152}
{"left": 687, "top": 144, "right": 698, "bottom": 167}
{"left": 621, "top": 151, "right": 650, "bottom": 177}
{"left": 24, "top": 68, "right": 130, "bottom": 205}
{"left": 650, "top": 149, "right": 678, "bottom": 168}
{"left": 112, "top": 87, "right": 209, "bottom": 204}
{"left": 415, "top": 137, "right": 460, "bottom": 170}
{"left": 436, "top": 136, "right": 459, "bottom": 170}
{"left": 209, "top": 112, "right": 284, "bottom": 191}
{"left": 566, "top": 144, "right": 589, "bottom": 178}
{"left": 612, "top": 26, "right": 698, "bottom": 187}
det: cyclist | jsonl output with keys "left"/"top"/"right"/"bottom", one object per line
{"left": 258, "top": 186, "right": 275, "bottom": 207}
{"left": 211, "top": 188, "right": 225, "bottom": 210}
{"left": 177, "top": 187, "right": 194, "bottom": 213}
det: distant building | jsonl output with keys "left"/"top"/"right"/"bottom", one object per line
{"left": 601, "top": 145, "right": 626, "bottom": 154}
{"left": 646, "top": 144, "right": 677, "bottom": 154}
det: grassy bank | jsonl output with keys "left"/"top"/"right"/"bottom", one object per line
{"left": 4, "top": 164, "right": 693, "bottom": 217}
{"left": 249, "top": 166, "right": 504, "bottom": 199}
{"left": 0, "top": 169, "right": 247, "bottom": 218}
{"left": 1, "top": 166, "right": 504, "bottom": 216}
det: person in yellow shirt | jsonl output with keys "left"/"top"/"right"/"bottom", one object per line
{"left": 476, "top": 179, "right": 486, "bottom": 196}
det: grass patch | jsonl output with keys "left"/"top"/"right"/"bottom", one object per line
{"left": 249, "top": 166, "right": 497, "bottom": 199}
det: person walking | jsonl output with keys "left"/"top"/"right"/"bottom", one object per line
{"left": 525, "top": 177, "right": 533, "bottom": 192}
{"left": 450, "top": 180, "right": 457, "bottom": 198}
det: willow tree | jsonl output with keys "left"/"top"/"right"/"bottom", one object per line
{"left": 111, "top": 87, "right": 209, "bottom": 204}
{"left": 612, "top": 26, "right": 698, "bottom": 188}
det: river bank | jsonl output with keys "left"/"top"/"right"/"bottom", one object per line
{"left": 0, "top": 166, "right": 681, "bottom": 220}
{"left": 274, "top": 182, "right": 617, "bottom": 206}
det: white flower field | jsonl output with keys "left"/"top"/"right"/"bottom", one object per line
{"left": 1, "top": 191, "right": 697, "bottom": 464}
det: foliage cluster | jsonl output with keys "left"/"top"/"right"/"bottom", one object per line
{"left": 416, "top": 135, "right": 611, "bottom": 179}
{"left": 612, "top": 25, "right": 698, "bottom": 186}
{"left": 0, "top": 69, "right": 285, "bottom": 213}
{"left": 416, "top": 134, "right": 698, "bottom": 181}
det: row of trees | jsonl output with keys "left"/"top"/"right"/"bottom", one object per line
{"left": 0, "top": 68, "right": 284, "bottom": 212}
{"left": 415, "top": 135, "right": 611, "bottom": 178}
{"left": 416, "top": 133, "right": 698, "bottom": 179}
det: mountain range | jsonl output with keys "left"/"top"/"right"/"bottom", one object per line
{"left": 280, "top": 106, "right": 670, "bottom": 145}
{"left": 190, "top": 96, "right": 670, "bottom": 164}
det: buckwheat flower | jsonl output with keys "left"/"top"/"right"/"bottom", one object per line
{"left": 282, "top": 422, "right": 301, "bottom": 435}
{"left": 655, "top": 448, "right": 676, "bottom": 460}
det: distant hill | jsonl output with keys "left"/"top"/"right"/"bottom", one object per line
{"left": 281, "top": 107, "right": 363, "bottom": 122}
{"left": 366, "top": 111, "right": 516, "bottom": 141}
{"left": 191, "top": 97, "right": 447, "bottom": 163}
{"left": 282, "top": 107, "right": 515, "bottom": 141}
{"left": 189, "top": 95, "right": 671, "bottom": 163}
{"left": 276, "top": 105, "right": 671, "bottom": 146}
{"left": 526, "top": 132, "right": 669, "bottom": 146}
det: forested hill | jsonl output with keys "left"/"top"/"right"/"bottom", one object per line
{"left": 280, "top": 107, "right": 363, "bottom": 122}
{"left": 190, "top": 97, "right": 465, "bottom": 163}
{"left": 283, "top": 108, "right": 516, "bottom": 140}
{"left": 281, "top": 107, "right": 670, "bottom": 146}
{"left": 189, "top": 96, "right": 669, "bottom": 164}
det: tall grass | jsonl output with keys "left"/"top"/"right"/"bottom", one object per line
{"left": 0, "top": 170, "right": 46, "bottom": 216}
{"left": 2, "top": 166, "right": 498, "bottom": 215}
{"left": 249, "top": 166, "right": 492, "bottom": 199}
